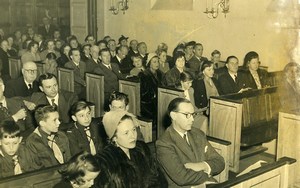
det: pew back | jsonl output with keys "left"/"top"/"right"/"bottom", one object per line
{"left": 137, "top": 116, "right": 152, "bottom": 143}
{"left": 8, "top": 57, "right": 22, "bottom": 79}
{"left": 58, "top": 67, "right": 74, "bottom": 92}
{"left": 209, "top": 87, "right": 279, "bottom": 172}
{"left": 157, "top": 87, "right": 184, "bottom": 138}
{"left": 119, "top": 78, "right": 141, "bottom": 116}
{"left": 0, "top": 165, "right": 61, "bottom": 188}
{"left": 86, "top": 73, "right": 105, "bottom": 117}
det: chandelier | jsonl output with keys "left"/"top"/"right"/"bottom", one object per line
{"left": 204, "top": 0, "right": 230, "bottom": 19}
{"left": 109, "top": 0, "right": 129, "bottom": 15}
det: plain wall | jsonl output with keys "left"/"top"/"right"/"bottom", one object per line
{"left": 99, "top": 0, "right": 299, "bottom": 71}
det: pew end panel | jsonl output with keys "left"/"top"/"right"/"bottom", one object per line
{"left": 58, "top": 67, "right": 74, "bottom": 92}
{"left": 86, "top": 73, "right": 105, "bottom": 117}
{"left": 8, "top": 57, "right": 22, "bottom": 79}
{"left": 209, "top": 97, "right": 243, "bottom": 173}
{"left": 211, "top": 157, "right": 296, "bottom": 188}
{"left": 119, "top": 78, "right": 141, "bottom": 116}
{"left": 208, "top": 136, "right": 231, "bottom": 183}
{"left": 137, "top": 116, "right": 153, "bottom": 143}
{"left": 0, "top": 165, "right": 62, "bottom": 188}
{"left": 157, "top": 87, "right": 185, "bottom": 139}
{"left": 277, "top": 111, "right": 300, "bottom": 187}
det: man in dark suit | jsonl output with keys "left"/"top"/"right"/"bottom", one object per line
{"left": 29, "top": 73, "right": 78, "bottom": 130}
{"left": 137, "top": 42, "right": 148, "bottom": 66}
{"left": 38, "top": 17, "right": 56, "bottom": 39}
{"left": 66, "top": 101, "right": 104, "bottom": 156}
{"left": 0, "top": 78, "right": 34, "bottom": 139}
{"left": 218, "top": 56, "right": 250, "bottom": 95}
{"left": 86, "top": 45, "right": 101, "bottom": 73}
{"left": 187, "top": 43, "right": 208, "bottom": 76}
{"left": 156, "top": 98, "right": 225, "bottom": 187}
{"left": 0, "top": 39, "right": 10, "bottom": 82}
{"left": 93, "top": 48, "right": 126, "bottom": 111}
{"left": 5, "top": 61, "right": 39, "bottom": 98}
{"left": 111, "top": 45, "right": 132, "bottom": 74}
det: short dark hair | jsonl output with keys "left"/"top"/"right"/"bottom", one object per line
{"left": 167, "top": 97, "right": 191, "bottom": 116}
{"left": 225, "top": 56, "right": 238, "bottom": 64}
{"left": 34, "top": 105, "right": 58, "bottom": 126}
{"left": 38, "top": 73, "right": 57, "bottom": 87}
{"left": 243, "top": 51, "right": 259, "bottom": 67}
{"left": 173, "top": 51, "right": 186, "bottom": 64}
{"left": 109, "top": 91, "right": 129, "bottom": 106}
{"left": 96, "top": 40, "right": 107, "bottom": 46}
{"left": 27, "top": 41, "right": 38, "bottom": 51}
{"left": 68, "top": 48, "right": 80, "bottom": 58}
{"left": 211, "top": 50, "right": 221, "bottom": 56}
{"left": 99, "top": 48, "right": 110, "bottom": 56}
{"left": 46, "top": 52, "right": 57, "bottom": 60}
{"left": 180, "top": 71, "right": 194, "bottom": 82}
{"left": 58, "top": 151, "right": 100, "bottom": 186}
{"left": 0, "top": 121, "right": 21, "bottom": 139}
{"left": 84, "top": 34, "right": 94, "bottom": 42}
{"left": 70, "top": 101, "right": 91, "bottom": 116}
{"left": 193, "top": 43, "right": 203, "bottom": 49}
{"left": 200, "top": 60, "right": 214, "bottom": 72}
{"left": 131, "top": 54, "right": 143, "bottom": 61}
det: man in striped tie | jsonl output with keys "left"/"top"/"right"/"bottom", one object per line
{"left": 0, "top": 121, "right": 39, "bottom": 178}
{"left": 26, "top": 105, "right": 71, "bottom": 168}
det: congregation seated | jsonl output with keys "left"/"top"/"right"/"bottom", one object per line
{"left": 21, "top": 41, "right": 41, "bottom": 63}
{"left": 128, "top": 39, "right": 139, "bottom": 60}
{"left": 137, "top": 41, "right": 148, "bottom": 65}
{"left": 278, "top": 62, "right": 300, "bottom": 111}
{"left": 43, "top": 52, "right": 58, "bottom": 77}
{"left": 85, "top": 45, "right": 101, "bottom": 73}
{"left": 129, "top": 54, "right": 145, "bottom": 76}
{"left": 57, "top": 44, "right": 71, "bottom": 67}
{"left": 5, "top": 61, "right": 39, "bottom": 98}
{"left": 0, "top": 121, "right": 39, "bottom": 178}
{"left": 54, "top": 151, "right": 100, "bottom": 188}
{"left": 80, "top": 43, "right": 91, "bottom": 63}
{"left": 186, "top": 43, "right": 208, "bottom": 76}
{"left": 139, "top": 53, "right": 164, "bottom": 123}
{"left": 96, "top": 110, "right": 168, "bottom": 187}
{"left": 178, "top": 71, "right": 209, "bottom": 134}
{"left": 0, "top": 77, "right": 35, "bottom": 139}
{"left": 156, "top": 98, "right": 225, "bottom": 187}
{"left": 66, "top": 101, "right": 105, "bottom": 157}
{"left": 26, "top": 105, "right": 71, "bottom": 168}
{"left": 29, "top": 73, "right": 78, "bottom": 128}
{"left": 241, "top": 51, "right": 270, "bottom": 89}
{"left": 65, "top": 48, "right": 86, "bottom": 99}
{"left": 218, "top": 56, "right": 251, "bottom": 95}
{"left": 111, "top": 45, "right": 132, "bottom": 74}
{"left": 40, "top": 39, "right": 61, "bottom": 61}
{"left": 192, "top": 60, "right": 221, "bottom": 115}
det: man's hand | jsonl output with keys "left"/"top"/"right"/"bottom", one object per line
{"left": 12, "top": 108, "right": 27, "bottom": 122}
{"left": 23, "top": 100, "right": 36, "bottom": 110}
{"left": 184, "top": 162, "right": 209, "bottom": 173}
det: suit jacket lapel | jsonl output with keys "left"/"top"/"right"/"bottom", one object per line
{"left": 169, "top": 127, "right": 196, "bottom": 161}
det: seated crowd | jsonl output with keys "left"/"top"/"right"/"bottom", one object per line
{"left": 0, "top": 26, "right": 298, "bottom": 188}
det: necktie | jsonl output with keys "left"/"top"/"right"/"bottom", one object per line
{"left": 47, "top": 134, "right": 64, "bottom": 164}
{"left": 234, "top": 74, "right": 237, "bottom": 83}
{"left": 183, "top": 133, "right": 190, "bottom": 146}
{"left": 108, "top": 65, "right": 112, "bottom": 70}
{"left": 84, "top": 127, "right": 96, "bottom": 155}
{"left": 12, "top": 155, "right": 22, "bottom": 175}
{"left": 51, "top": 99, "right": 57, "bottom": 108}
{"left": 28, "top": 84, "right": 32, "bottom": 90}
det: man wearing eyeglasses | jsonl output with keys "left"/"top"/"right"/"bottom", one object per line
{"left": 5, "top": 61, "right": 39, "bottom": 98}
{"left": 156, "top": 97, "right": 225, "bottom": 187}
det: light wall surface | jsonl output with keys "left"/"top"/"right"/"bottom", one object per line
{"left": 99, "top": 0, "right": 299, "bottom": 71}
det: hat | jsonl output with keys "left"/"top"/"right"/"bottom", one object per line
{"left": 102, "top": 110, "right": 136, "bottom": 139}
{"left": 146, "top": 53, "right": 158, "bottom": 66}
{"left": 185, "top": 41, "right": 196, "bottom": 47}
{"left": 118, "top": 35, "right": 129, "bottom": 44}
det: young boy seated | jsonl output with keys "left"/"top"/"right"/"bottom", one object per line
{"left": 0, "top": 121, "right": 38, "bottom": 178}
{"left": 130, "top": 54, "right": 145, "bottom": 76}
{"left": 66, "top": 101, "right": 104, "bottom": 156}
{"left": 26, "top": 105, "right": 71, "bottom": 168}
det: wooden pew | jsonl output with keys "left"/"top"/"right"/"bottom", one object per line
{"left": 209, "top": 87, "right": 279, "bottom": 172}
{"left": 119, "top": 78, "right": 141, "bottom": 116}
{"left": 35, "top": 61, "right": 44, "bottom": 80}
{"left": 137, "top": 116, "right": 152, "bottom": 143}
{"left": 156, "top": 87, "right": 230, "bottom": 182}
{"left": 277, "top": 110, "right": 300, "bottom": 187}
{"left": 0, "top": 165, "right": 61, "bottom": 188}
{"left": 8, "top": 57, "right": 22, "bottom": 79}
{"left": 86, "top": 73, "right": 105, "bottom": 117}
{"left": 157, "top": 87, "right": 185, "bottom": 138}
{"left": 210, "top": 157, "right": 296, "bottom": 188}
{"left": 57, "top": 67, "right": 74, "bottom": 92}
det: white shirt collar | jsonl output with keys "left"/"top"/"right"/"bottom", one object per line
{"left": 0, "top": 97, "right": 7, "bottom": 108}
{"left": 46, "top": 94, "right": 59, "bottom": 106}
{"left": 24, "top": 79, "right": 33, "bottom": 89}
